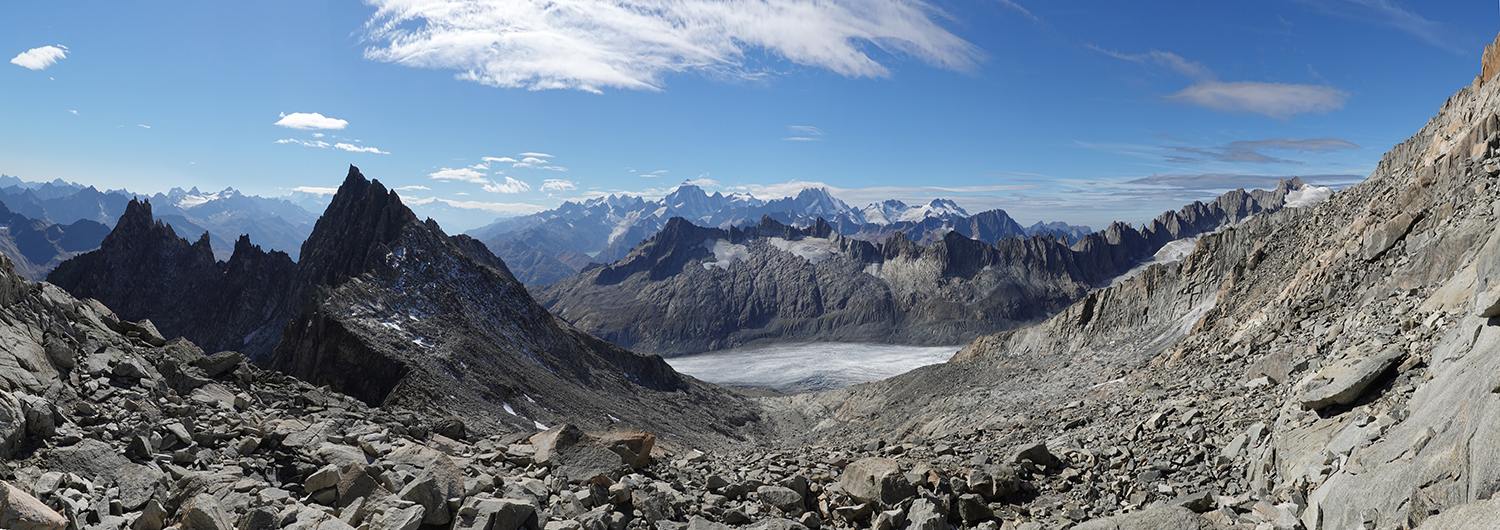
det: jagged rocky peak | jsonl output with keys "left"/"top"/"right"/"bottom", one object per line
{"left": 295, "top": 165, "right": 418, "bottom": 289}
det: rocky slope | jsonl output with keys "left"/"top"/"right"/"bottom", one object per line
{"left": 470, "top": 185, "right": 1091, "bottom": 286}
{"left": 534, "top": 181, "right": 1302, "bottom": 356}
{"left": 752, "top": 36, "right": 1500, "bottom": 530}
{"left": 49, "top": 166, "right": 768, "bottom": 449}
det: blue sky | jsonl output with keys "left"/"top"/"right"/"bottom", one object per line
{"left": 1, "top": 1, "right": 1494, "bottom": 231}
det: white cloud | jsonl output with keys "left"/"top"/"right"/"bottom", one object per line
{"left": 483, "top": 156, "right": 518, "bottom": 163}
{"left": 483, "top": 176, "right": 532, "bottom": 193}
{"left": 404, "top": 196, "right": 547, "bottom": 215}
{"left": 334, "top": 142, "right": 390, "bottom": 154}
{"left": 511, "top": 156, "right": 567, "bottom": 171}
{"left": 361, "top": 0, "right": 981, "bottom": 93}
{"left": 517, "top": 152, "right": 553, "bottom": 158}
{"left": 137, "top": 124, "right": 151, "bottom": 129}
{"left": 276, "top": 138, "right": 332, "bottom": 148}
{"left": 291, "top": 186, "right": 339, "bottom": 195}
{"left": 274, "top": 112, "right": 349, "bottom": 130}
{"left": 313, "top": 133, "right": 325, "bottom": 138}
{"left": 394, "top": 185, "right": 431, "bottom": 191}
{"left": 10, "top": 45, "right": 68, "bottom": 70}
{"left": 68, "top": 110, "right": 78, "bottom": 115}
{"left": 541, "top": 179, "right": 577, "bottom": 192}
{"left": 1168, "top": 81, "right": 1348, "bottom": 119}
{"left": 429, "top": 167, "right": 491, "bottom": 183}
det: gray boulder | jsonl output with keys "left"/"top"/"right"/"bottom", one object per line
{"left": 1298, "top": 346, "right": 1405, "bottom": 410}
{"left": 0, "top": 481, "right": 67, "bottom": 530}
{"left": 840, "top": 458, "right": 915, "bottom": 506}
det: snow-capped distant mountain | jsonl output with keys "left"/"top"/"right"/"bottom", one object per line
{"left": 0, "top": 179, "right": 319, "bottom": 261}
{"left": 467, "top": 182, "right": 1092, "bottom": 286}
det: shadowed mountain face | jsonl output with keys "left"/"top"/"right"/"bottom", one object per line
{"left": 49, "top": 166, "right": 767, "bottom": 445}
{"left": 46, "top": 199, "right": 296, "bottom": 355}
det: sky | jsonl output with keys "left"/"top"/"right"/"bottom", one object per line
{"left": 2, "top": 1, "right": 1496, "bottom": 232}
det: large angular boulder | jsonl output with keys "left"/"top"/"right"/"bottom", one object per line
{"left": 1298, "top": 347, "right": 1405, "bottom": 410}
{"left": 1361, "top": 212, "right": 1415, "bottom": 261}
{"left": 0, "top": 481, "right": 67, "bottom": 530}
{"left": 839, "top": 458, "right": 915, "bottom": 506}
{"left": 530, "top": 424, "right": 631, "bottom": 483}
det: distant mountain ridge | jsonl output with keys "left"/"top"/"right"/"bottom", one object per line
{"left": 0, "top": 175, "right": 318, "bottom": 261}
{"left": 534, "top": 179, "right": 1314, "bottom": 355}
{"left": 467, "top": 183, "right": 1093, "bottom": 286}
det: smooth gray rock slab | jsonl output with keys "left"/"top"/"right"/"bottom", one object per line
{"left": 1298, "top": 347, "right": 1405, "bottom": 410}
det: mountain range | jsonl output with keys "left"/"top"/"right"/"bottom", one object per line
{"left": 45, "top": 166, "right": 762, "bottom": 442}
{"left": 534, "top": 179, "right": 1311, "bottom": 355}
{"left": 0, "top": 176, "right": 318, "bottom": 261}
{"left": 467, "top": 185, "right": 1093, "bottom": 286}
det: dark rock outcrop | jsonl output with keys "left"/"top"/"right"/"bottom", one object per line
{"left": 46, "top": 199, "right": 296, "bottom": 354}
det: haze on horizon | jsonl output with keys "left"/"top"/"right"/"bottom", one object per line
{"left": 1, "top": 1, "right": 1492, "bottom": 232}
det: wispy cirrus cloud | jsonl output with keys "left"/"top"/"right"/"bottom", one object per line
{"left": 10, "top": 45, "right": 68, "bottom": 70}
{"left": 1087, "top": 46, "right": 1211, "bottom": 79}
{"left": 1162, "top": 137, "right": 1361, "bottom": 165}
{"left": 274, "top": 112, "right": 348, "bottom": 130}
{"left": 291, "top": 186, "right": 338, "bottom": 195}
{"left": 361, "top": 0, "right": 982, "bottom": 93}
{"left": 995, "top": 0, "right": 1040, "bottom": 24}
{"left": 1294, "top": 0, "right": 1460, "bottom": 53}
{"left": 1167, "top": 82, "right": 1347, "bottom": 119}
{"left": 1092, "top": 45, "right": 1348, "bottom": 119}
{"left": 1126, "top": 173, "right": 1363, "bottom": 190}
{"left": 784, "top": 125, "right": 826, "bottom": 142}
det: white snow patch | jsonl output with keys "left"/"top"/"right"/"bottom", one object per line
{"left": 702, "top": 239, "right": 750, "bottom": 269}
{"left": 768, "top": 237, "right": 840, "bottom": 264}
{"left": 503, "top": 403, "right": 517, "bottom": 416}
{"left": 524, "top": 394, "right": 536, "bottom": 403}
{"left": 1110, "top": 237, "right": 1201, "bottom": 287}
{"left": 381, "top": 321, "right": 404, "bottom": 332}
{"left": 667, "top": 342, "right": 958, "bottom": 393}
{"left": 608, "top": 414, "right": 620, "bottom": 422}
{"left": 534, "top": 420, "right": 549, "bottom": 430}
{"left": 1284, "top": 185, "right": 1334, "bottom": 208}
